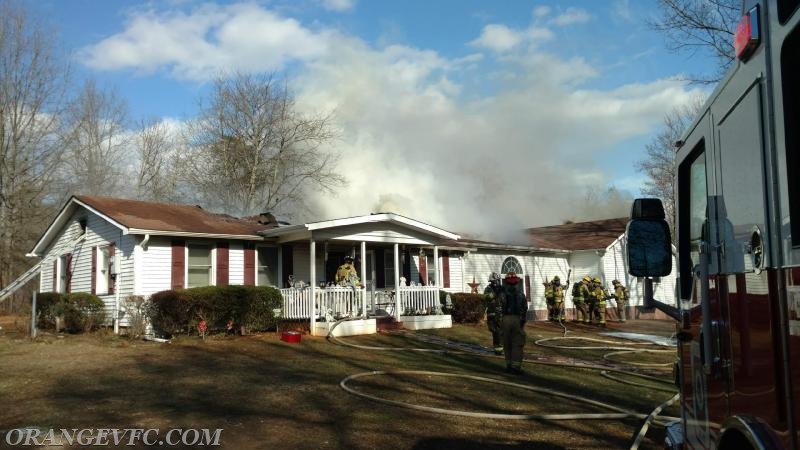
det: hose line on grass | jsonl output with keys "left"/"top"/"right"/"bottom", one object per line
{"left": 328, "top": 316, "right": 680, "bottom": 448}
{"left": 340, "top": 370, "right": 679, "bottom": 424}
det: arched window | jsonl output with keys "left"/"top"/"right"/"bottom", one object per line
{"left": 501, "top": 257, "right": 523, "bottom": 275}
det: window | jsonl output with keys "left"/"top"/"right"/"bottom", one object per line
{"left": 384, "top": 252, "right": 395, "bottom": 286}
{"left": 257, "top": 247, "right": 279, "bottom": 286}
{"left": 501, "top": 257, "right": 523, "bottom": 276}
{"left": 187, "top": 244, "right": 212, "bottom": 288}
{"left": 97, "top": 246, "right": 110, "bottom": 294}
{"left": 426, "top": 254, "right": 436, "bottom": 286}
{"left": 783, "top": 24, "right": 800, "bottom": 245}
{"left": 58, "top": 254, "right": 71, "bottom": 293}
{"left": 678, "top": 143, "right": 707, "bottom": 300}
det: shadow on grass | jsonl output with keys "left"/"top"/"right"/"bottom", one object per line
{"left": 0, "top": 330, "right": 667, "bottom": 449}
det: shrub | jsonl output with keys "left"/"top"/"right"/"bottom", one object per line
{"left": 147, "top": 285, "right": 283, "bottom": 337}
{"left": 123, "top": 295, "right": 148, "bottom": 339}
{"left": 35, "top": 292, "right": 66, "bottom": 330}
{"left": 146, "top": 290, "right": 190, "bottom": 338}
{"left": 64, "top": 292, "right": 106, "bottom": 332}
{"left": 449, "top": 293, "right": 486, "bottom": 324}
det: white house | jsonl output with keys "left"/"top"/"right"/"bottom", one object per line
{"left": 18, "top": 196, "right": 675, "bottom": 336}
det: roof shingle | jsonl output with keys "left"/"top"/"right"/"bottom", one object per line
{"left": 526, "top": 217, "right": 628, "bottom": 251}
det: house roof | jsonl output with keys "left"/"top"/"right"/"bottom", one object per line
{"left": 29, "top": 196, "right": 273, "bottom": 256}
{"left": 526, "top": 217, "right": 628, "bottom": 251}
{"left": 73, "top": 195, "right": 272, "bottom": 236}
{"left": 259, "top": 212, "right": 460, "bottom": 241}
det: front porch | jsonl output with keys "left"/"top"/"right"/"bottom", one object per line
{"left": 278, "top": 285, "right": 449, "bottom": 336}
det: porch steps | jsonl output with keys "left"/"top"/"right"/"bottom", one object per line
{"left": 376, "top": 317, "right": 404, "bottom": 331}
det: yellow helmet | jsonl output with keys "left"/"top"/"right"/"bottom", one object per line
{"left": 582, "top": 276, "right": 591, "bottom": 283}
{"left": 593, "top": 277, "right": 602, "bottom": 284}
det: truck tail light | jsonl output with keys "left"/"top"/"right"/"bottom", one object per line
{"left": 735, "top": 5, "right": 761, "bottom": 61}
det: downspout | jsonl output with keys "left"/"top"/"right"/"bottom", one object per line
{"left": 114, "top": 230, "right": 123, "bottom": 335}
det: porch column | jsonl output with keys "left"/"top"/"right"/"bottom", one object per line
{"left": 394, "top": 243, "right": 401, "bottom": 321}
{"left": 433, "top": 246, "right": 440, "bottom": 287}
{"left": 310, "top": 239, "right": 316, "bottom": 336}
{"left": 360, "top": 241, "right": 367, "bottom": 317}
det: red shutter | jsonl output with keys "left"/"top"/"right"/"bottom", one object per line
{"left": 418, "top": 253, "right": 427, "bottom": 285}
{"left": 442, "top": 252, "right": 450, "bottom": 288}
{"left": 52, "top": 262, "right": 57, "bottom": 292}
{"left": 91, "top": 247, "right": 97, "bottom": 295}
{"left": 65, "top": 253, "right": 73, "bottom": 293}
{"left": 243, "top": 243, "right": 255, "bottom": 286}
{"left": 108, "top": 244, "right": 116, "bottom": 295}
{"left": 171, "top": 240, "right": 185, "bottom": 290}
{"left": 217, "top": 242, "right": 229, "bottom": 285}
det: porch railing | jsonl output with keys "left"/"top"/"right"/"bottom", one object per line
{"left": 399, "top": 286, "right": 440, "bottom": 315}
{"left": 279, "top": 285, "right": 442, "bottom": 319}
{"left": 279, "top": 286, "right": 366, "bottom": 320}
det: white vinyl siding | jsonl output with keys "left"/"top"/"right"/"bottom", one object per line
{"left": 138, "top": 238, "right": 172, "bottom": 296}
{"left": 229, "top": 244, "right": 244, "bottom": 285}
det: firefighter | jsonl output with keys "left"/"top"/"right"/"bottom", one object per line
{"left": 551, "top": 276, "right": 565, "bottom": 321}
{"left": 501, "top": 271, "right": 528, "bottom": 374}
{"left": 611, "top": 279, "right": 629, "bottom": 323}
{"left": 544, "top": 279, "right": 555, "bottom": 321}
{"left": 335, "top": 256, "right": 359, "bottom": 286}
{"left": 483, "top": 272, "right": 504, "bottom": 355}
{"left": 591, "top": 277, "right": 607, "bottom": 326}
{"left": 572, "top": 278, "right": 589, "bottom": 323}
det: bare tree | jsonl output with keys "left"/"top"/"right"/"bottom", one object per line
{"left": 650, "top": 0, "right": 741, "bottom": 84}
{"left": 181, "top": 72, "right": 344, "bottom": 217}
{"left": 635, "top": 98, "right": 706, "bottom": 237}
{"left": 0, "top": 1, "right": 69, "bottom": 298}
{"left": 133, "top": 118, "right": 178, "bottom": 201}
{"left": 60, "top": 79, "right": 129, "bottom": 197}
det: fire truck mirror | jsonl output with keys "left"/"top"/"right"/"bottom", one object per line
{"left": 626, "top": 218, "right": 672, "bottom": 278}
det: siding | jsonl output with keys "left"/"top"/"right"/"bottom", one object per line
{"left": 139, "top": 237, "right": 173, "bottom": 296}
{"left": 37, "top": 208, "right": 137, "bottom": 326}
{"left": 229, "top": 243, "right": 245, "bottom": 285}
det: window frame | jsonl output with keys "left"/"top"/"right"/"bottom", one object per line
{"left": 186, "top": 243, "right": 213, "bottom": 288}
{"left": 256, "top": 246, "right": 279, "bottom": 287}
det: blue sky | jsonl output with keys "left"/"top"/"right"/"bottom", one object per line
{"left": 34, "top": 0, "right": 713, "bottom": 237}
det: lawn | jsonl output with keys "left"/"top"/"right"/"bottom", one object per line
{"left": 0, "top": 317, "right": 679, "bottom": 449}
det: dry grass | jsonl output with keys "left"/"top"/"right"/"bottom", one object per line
{"left": 0, "top": 317, "right": 678, "bottom": 449}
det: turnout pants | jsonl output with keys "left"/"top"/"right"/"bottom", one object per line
{"left": 502, "top": 315, "right": 525, "bottom": 369}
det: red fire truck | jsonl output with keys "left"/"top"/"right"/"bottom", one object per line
{"left": 626, "top": 0, "right": 800, "bottom": 448}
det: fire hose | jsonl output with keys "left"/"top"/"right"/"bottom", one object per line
{"left": 327, "top": 316, "right": 683, "bottom": 449}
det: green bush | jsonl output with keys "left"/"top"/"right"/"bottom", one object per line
{"left": 35, "top": 292, "right": 66, "bottom": 330}
{"left": 64, "top": 293, "right": 106, "bottom": 332}
{"left": 33, "top": 292, "right": 106, "bottom": 332}
{"left": 449, "top": 293, "right": 486, "bottom": 323}
{"left": 147, "top": 285, "right": 283, "bottom": 337}
{"left": 146, "top": 290, "right": 190, "bottom": 338}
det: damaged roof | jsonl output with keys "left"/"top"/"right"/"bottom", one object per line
{"left": 74, "top": 195, "right": 274, "bottom": 236}
{"left": 526, "top": 217, "right": 628, "bottom": 251}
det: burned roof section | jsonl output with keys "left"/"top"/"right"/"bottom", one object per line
{"left": 526, "top": 217, "right": 628, "bottom": 251}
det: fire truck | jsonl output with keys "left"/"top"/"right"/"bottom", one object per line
{"left": 626, "top": 0, "right": 800, "bottom": 448}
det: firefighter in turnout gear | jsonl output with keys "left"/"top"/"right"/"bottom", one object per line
{"left": 335, "top": 256, "right": 360, "bottom": 286}
{"left": 611, "top": 279, "right": 629, "bottom": 323}
{"left": 551, "top": 276, "right": 565, "bottom": 321}
{"left": 544, "top": 280, "right": 555, "bottom": 321}
{"left": 590, "top": 277, "right": 607, "bottom": 325}
{"left": 501, "top": 271, "right": 528, "bottom": 374}
{"left": 483, "top": 272, "right": 504, "bottom": 355}
{"left": 572, "top": 278, "right": 590, "bottom": 323}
